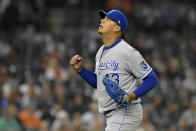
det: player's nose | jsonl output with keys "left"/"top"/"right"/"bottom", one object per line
{"left": 100, "top": 19, "right": 104, "bottom": 23}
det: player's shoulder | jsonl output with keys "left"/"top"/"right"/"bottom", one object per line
{"left": 120, "top": 40, "right": 144, "bottom": 63}
{"left": 120, "top": 39, "right": 139, "bottom": 54}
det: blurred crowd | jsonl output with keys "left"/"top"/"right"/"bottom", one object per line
{"left": 0, "top": 0, "right": 195, "bottom": 131}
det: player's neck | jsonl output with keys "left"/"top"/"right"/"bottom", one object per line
{"left": 102, "top": 35, "right": 121, "bottom": 47}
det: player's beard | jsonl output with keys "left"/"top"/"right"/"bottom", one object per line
{"left": 98, "top": 29, "right": 103, "bottom": 35}
{"left": 98, "top": 31, "right": 102, "bottom": 35}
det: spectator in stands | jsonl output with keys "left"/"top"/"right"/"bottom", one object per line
{"left": 81, "top": 101, "right": 104, "bottom": 131}
{"left": 0, "top": 108, "right": 22, "bottom": 131}
{"left": 19, "top": 106, "right": 42, "bottom": 130}
{"left": 51, "top": 110, "right": 71, "bottom": 131}
{"left": 178, "top": 96, "right": 196, "bottom": 130}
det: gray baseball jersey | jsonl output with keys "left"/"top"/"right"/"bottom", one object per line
{"left": 95, "top": 39, "right": 152, "bottom": 113}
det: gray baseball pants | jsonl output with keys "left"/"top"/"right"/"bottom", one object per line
{"left": 104, "top": 103, "right": 143, "bottom": 131}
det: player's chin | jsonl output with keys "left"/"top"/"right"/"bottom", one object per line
{"left": 98, "top": 29, "right": 103, "bottom": 34}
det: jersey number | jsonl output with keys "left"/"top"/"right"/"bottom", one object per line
{"left": 106, "top": 73, "right": 120, "bottom": 85}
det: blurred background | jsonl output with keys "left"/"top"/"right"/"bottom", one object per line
{"left": 0, "top": 0, "right": 195, "bottom": 131}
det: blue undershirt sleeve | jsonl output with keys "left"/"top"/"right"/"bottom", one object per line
{"left": 77, "top": 67, "right": 97, "bottom": 89}
{"left": 133, "top": 70, "right": 159, "bottom": 99}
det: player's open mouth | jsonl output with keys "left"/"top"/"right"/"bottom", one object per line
{"left": 99, "top": 25, "right": 103, "bottom": 28}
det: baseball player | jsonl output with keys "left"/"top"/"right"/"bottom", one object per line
{"left": 70, "top": 10, "right": 159, "bottom": 131}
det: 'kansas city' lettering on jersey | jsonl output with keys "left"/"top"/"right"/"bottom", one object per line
{"left": 97, "top": 60, "right": 119, "bottom": 71}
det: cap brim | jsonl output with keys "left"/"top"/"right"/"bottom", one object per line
{"left": 99, "top": 10, "right": 108, "bottom": 19}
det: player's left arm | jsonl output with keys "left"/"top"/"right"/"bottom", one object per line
{"left": 121, "top": 51, "right": 158, "bottom": 102}
{"left": 121, "top": 70, "right": 159, "bottom": 102}
{"left": 102, "top": 70, "right": 158, "bottom": 107}
{"left": 122, "top": 51, "right": 159, "bottom": 102}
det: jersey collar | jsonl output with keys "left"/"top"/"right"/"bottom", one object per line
{"left": 103, "top": 38, "right": 122, "bottom": 51}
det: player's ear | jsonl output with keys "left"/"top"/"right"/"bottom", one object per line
{"left": 114, "top": 25, "right": 121, "bottom": 33}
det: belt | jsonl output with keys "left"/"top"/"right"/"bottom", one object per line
{"left": 104, "top": 109, "right": 115, "bottom": 115}
{"left": 103, "top": 102, "right": 140, "bottom": 115}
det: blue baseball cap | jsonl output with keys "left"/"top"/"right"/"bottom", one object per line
{"left": 99, "top": 10, "right": 128, "bottom": 33}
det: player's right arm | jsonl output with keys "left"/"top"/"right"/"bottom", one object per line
{"left": 70, "top": 55, "right": 83, "bottom": 72}
{"left": 70, "top": 55, "right": 97, "bottom": 89}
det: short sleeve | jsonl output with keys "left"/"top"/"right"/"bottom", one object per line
{"left": 126, "top": 51, "right": 152, "bottom": 80}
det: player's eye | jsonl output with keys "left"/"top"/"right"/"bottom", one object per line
{"left": 105, "top": 17, "right": 109, "bottom": 21}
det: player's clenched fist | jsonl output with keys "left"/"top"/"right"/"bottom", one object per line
{"left": 70, "top": 55, "right": 83, "bottom": 72}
